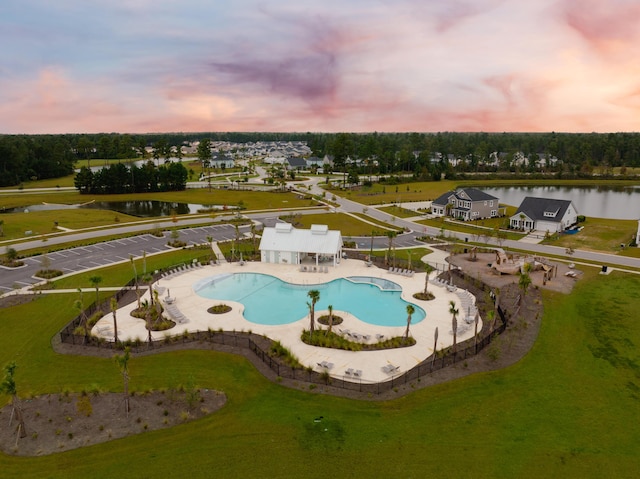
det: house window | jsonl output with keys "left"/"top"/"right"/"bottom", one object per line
{"left": 484, "top": 201, "right": 487, "bottom": 206}
{"left": 473, "top": 211, "right": 479, "bottom": 217}
{"left": 491, "top": 210, "right": 497, "bottom": 217}
{"left": 490, "top": 200, "right": 494, "bottom": 207}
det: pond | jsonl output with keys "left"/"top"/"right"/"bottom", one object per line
{"left": 0, "top": 200, "right": 235, "bottom": 217}
{"left": 482, "top": 185, "right": 640, "bottom": 220}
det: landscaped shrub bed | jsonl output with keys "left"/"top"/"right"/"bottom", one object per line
{"left": 34, "top": 269, "right": 63, "bottom": 279}
{"left": 413, "top": 291, "right": 435, "bottom": 301}
{"left": 301, "top": 330, "right": 415, "bottom": 351}
{"left": 317, "top": 314, "right": 343, "bottom": 326}
{"left": 207, "top": 304, "right": 232, "bottom": 314}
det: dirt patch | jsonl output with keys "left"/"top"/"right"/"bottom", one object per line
{"left": 0, "top": 389, "right": 226, "bottom": 456}
{"left": 446, "top": 251, "right": 581, "bottom": 295}
{"left": 0, "top": 294, "right": 36, "bottom": 309}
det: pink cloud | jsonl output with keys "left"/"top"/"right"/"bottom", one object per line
{"left": 561, "top": 0, "right": 640, "bottom": 55}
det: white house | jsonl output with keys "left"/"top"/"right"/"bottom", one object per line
{"left": 258, "top": 223, "right": 343, "bottom": 267}
{"left": 510, "top": 197, "right": 578, "bottom": 232}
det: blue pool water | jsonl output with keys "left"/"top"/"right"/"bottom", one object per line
{"left": 193, "top": 273, "right": 426, "bottom": 326}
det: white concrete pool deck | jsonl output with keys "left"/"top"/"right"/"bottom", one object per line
{"left": 93, "top": 257, "right": 482, "bottom": 384}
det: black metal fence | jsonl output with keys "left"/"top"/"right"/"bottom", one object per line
{"left": 57, "top": 260, "right": 511, "bottom": 396}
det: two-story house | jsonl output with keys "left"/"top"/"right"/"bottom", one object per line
{"left": 431, "top": 188, "right": 500, "bottom": 221}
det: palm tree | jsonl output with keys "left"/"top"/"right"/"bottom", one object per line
{"left": 423, "top": 270, "right": 430, "bottom": 295}
{"left": 89, "top": 275, "right": 102, "bottom": 306}
{"left": 129, "top": 255, "right": 141, "bottom": 309}
{"left": 404, "top": 304, "right": 415, "bottom": 340}
{"left": 327, "top": 304, "right": 334, "bottom": 335}
{"left": 307, "top": 289, "right": 320, "bottom": 333}
{"left": 1, "top": 362, "right": 27, "bottom": 441}
{"left": 518, "top": 266, "right": 532, "bottom": 302}
{"left": 114, "top": 347, "right": 131, "bottom": 416}
{"left": 110, "top": 297, "right": 119, "bottom": 344}
{"left": 142, "top": 273, "right": 154, "bottom": 307}
{"left": 74, "top": 288, "right": 89, "bottom": 342}
{"left": 449, "top": 300, "right": 459, "bottom": 353}
{"left": 386, "top": 231, "right": 397, "bottom": 266}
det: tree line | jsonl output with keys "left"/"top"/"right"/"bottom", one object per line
{"left": 2, "top": 131, "right": 640, "bottom": 187}
{"left": 74, "top": 162, "right": 188, "bottom": 194}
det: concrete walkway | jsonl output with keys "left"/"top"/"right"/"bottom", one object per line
{"left": 92, "top": 258, "right": 478, "bottom": 384}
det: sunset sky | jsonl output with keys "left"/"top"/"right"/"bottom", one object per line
{"left": 2, "top": 0, "right": 639, "bottom": 134}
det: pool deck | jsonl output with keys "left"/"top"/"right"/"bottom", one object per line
{"left": 93, "top": 257, "right": 482, "bottom": 384}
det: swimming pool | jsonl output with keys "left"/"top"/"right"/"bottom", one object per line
{"left": 193, "top": 273, "right": 425, "bottom": 326}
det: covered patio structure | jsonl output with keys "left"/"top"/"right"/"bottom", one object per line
{"left": 259, "top": 223, "right": 343, "bottom": 267}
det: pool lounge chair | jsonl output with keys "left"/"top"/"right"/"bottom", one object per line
{"left": 353, "top": 370, "right": 362, "bottom": 378}
{"left": 345, "top": 368, "right": 354, "bottom": 376}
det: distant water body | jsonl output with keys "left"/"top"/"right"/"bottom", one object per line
{"left": 482, "top": 185, "right": 640, "bottom": 220}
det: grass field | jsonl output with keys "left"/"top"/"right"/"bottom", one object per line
{"left": 543, "top": 217, "right": 638, "bottom": 254}
{"left": 284, "top": 212, "right": 394, "bottom": 236}
{"left": 0, "top": 210, "right": 141, "bottom": 241}
{"left": 1, "top": 262, "right": 640, "bottom": 477}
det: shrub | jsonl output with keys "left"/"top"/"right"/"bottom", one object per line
{"left": 207, "top": 304, "right": 232, "bottom": 314}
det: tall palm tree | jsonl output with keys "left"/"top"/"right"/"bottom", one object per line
{"left": 307, "top": 289, "right": 320, "bottom": 333}
{"left": 327, "top": 304, "right": 334, "bottom": 335}
{"left": 519, "top": 263, "right": 533, "bottom": 301}
{"left": 386, "top": 231, "right": 397, "bottom": 266}
{"left": 110, "top": 297, "right": 119, "bottom": 344}
{"left": 250, "top": 222, "right": 257, "bottom": 255}
{"left": 449, "top": 300, "right": 459, "bottom": 353}
{"left": 75, "top": 288, "right": 88, "bottom": 341}
{"left": 114, "top": 347, "right": 131, "bottom": 416}
{"left": 142, "top": 273, "right": 154, "bottom": 307}
{"left": 129, "top": 255, "right": 141, "bottom": 309}
{"left": 404, "top": 304, "right": 415, "bottom": 340}
{"left": 89, "top": 275, "right": 102, "bottom": 306}
{"left": 423, "top": 270, "right": 430, "bottom": 295}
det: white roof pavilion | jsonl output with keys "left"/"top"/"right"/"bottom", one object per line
{"left": 259, "top": 223, "right": 343, "bottom": 267}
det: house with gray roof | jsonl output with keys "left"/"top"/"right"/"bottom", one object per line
{"left": 286, "top": 157, "right": 307, "bottom": 170}
{"left": 509, "top": 197, "right": 578, "bottom": 232}
{"left": 431, "top": 188, "right": 501, "bottom": 221}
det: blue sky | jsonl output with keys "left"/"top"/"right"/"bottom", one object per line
{"left": 2, "top": 0, "right": 639, "bottom": 133}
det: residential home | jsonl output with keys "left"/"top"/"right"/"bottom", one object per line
{"left": 286, "top": 157, "right": 307, "bottom": 170}
{"left": 431, "top": 188, "right": 500, "bottom": 220}
{"left": 210, "top": 153, "right": 234, "bottom": 169}
{"left": 509, "top": 197, "right": 578, "bottom": 232}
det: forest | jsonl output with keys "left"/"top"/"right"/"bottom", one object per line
{"left": 1, "top": 131, "right": 640, "bottom": 187}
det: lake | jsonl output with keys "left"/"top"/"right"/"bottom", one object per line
{"left": 1, "top": 200, "right": 235, "bottom": 217}
{"left": 482, "top": 185, "right": 640, "bottom": 220}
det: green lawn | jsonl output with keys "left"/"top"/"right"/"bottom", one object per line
{"left": 0, "top": 189, "right": 317, "bottom": 211}
{"left": 288, "top": 212, "right": 396, "bottom": 236}
{"left": 1, "top": 264, "right": 640, "bottom": 477}
{"left": 543, "top": 217, "right": 637, "bottom": 253}
{"left": 0, "top": 210, "right": 141, "bottom": 241}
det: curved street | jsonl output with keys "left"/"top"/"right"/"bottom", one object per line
{"left": 2, "top": 175, "right": 640, "bottom": 295}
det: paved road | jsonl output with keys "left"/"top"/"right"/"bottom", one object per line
{"left": 3, "top": 180, "right": 639, "bottom": 295}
